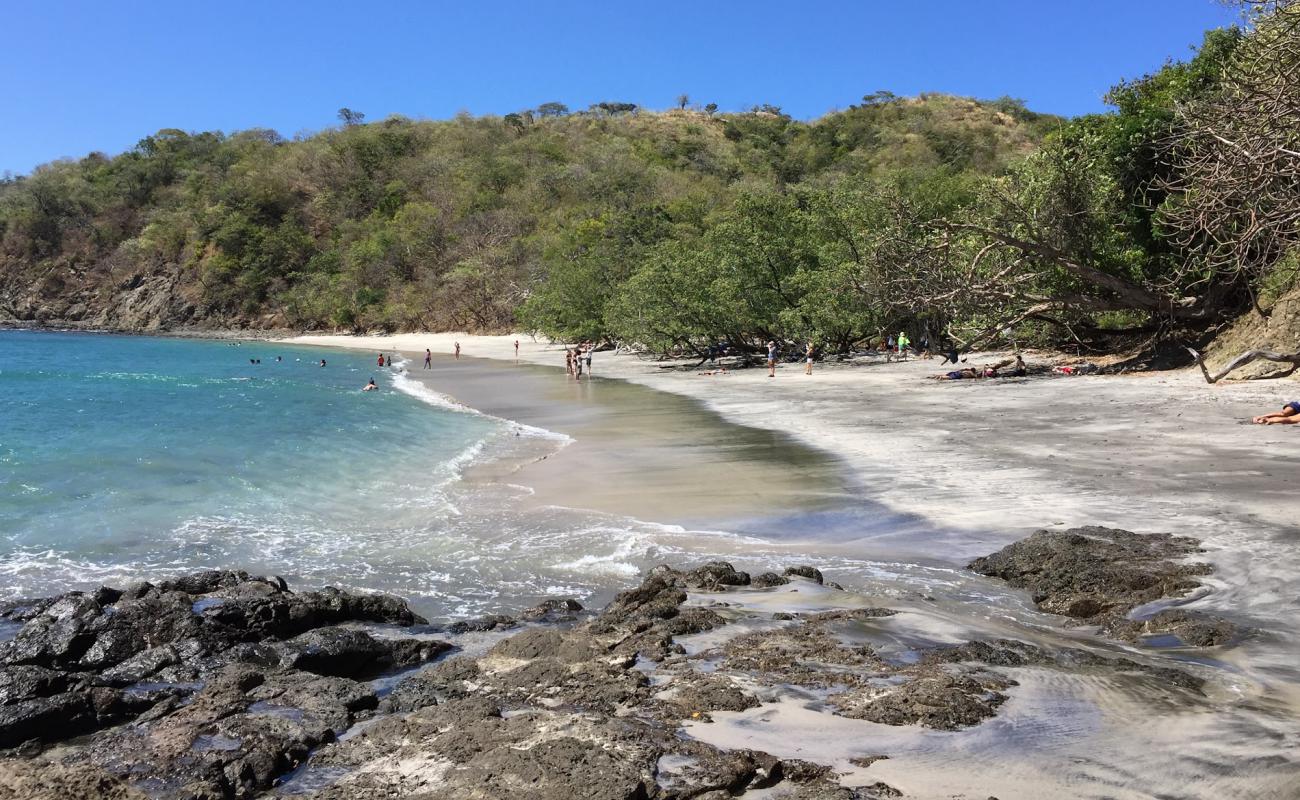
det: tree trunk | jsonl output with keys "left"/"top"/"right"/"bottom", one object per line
{"left": 1186, "top": 347, "right": 1300, "bottom": 383}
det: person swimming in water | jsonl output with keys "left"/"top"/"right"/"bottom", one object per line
{"left": 363, "top": 378, "right": 378, "bottom": 391}
{"left": 319, "top": 359, "right": 327, "bottom": 367}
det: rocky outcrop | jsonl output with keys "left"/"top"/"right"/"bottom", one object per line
{"left": 0, "top": 560, "right": 1212, "bottom": 799}
{"left": 968, "top": 526, "right": 1239, "bottom": 646}
{"left": 0, "top": 570, "right": 447, "bottom": 797}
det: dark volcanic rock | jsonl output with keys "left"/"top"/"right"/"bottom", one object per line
{"left": 968, "top": 526, "right": 1210, "bottom": 620}
{"left": 0, "top": 570, "right": 446, "bottom": 797}
{"left": 520, "top": 597, "right": 584, "bottom": 622}
{"left": 79, "top": 665, "right": 377, "bottom": 799}
{"left": 751, "top": 572, "right": 790, "bottom": 588}
{"left": 831, "top": 670, "right": 1014, "bottom": 730}
{"left": 296, "top": 566, "right": 909, "bottom": 799}
{"left": 1102, "top": 609, "right": 1239, "bottom": 648}
{"left": 784, "top": 565, "right": 825, "bottom": 584}
{"left": 683, "top": 560, "right": 752, "bottom": 590}
{"left": 969, "top": 526, "right": 1236, "bottom": 646}
{"left": 2, "top": 561, "right": 1212, "bottom": 798}
{"left": 923, "top": 638, "right": 1206, "bottom": 693}
{"left": 658, "top": 673, "right": 761, "bottom": 720}
{"left": 272, "top": 627, "right": 452, "bottom": 678}
{"left": 444, "top": 613, "right": 516, "bottom": 634}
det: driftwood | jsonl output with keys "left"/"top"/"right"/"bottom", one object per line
{"left": 1186, "top": 347, "right": 1300, "bottom": 384}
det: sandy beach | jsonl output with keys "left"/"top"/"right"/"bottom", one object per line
{"left": 282, "top": 331, "right": 1300, "bottom": 798}
{"left": 290, "top": 331, "right": 1300, "bottom": 640}
{"left": 289, "top": 332, "right": 1300, "bottom": 532}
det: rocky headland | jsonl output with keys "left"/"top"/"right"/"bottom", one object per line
{"left": 0, "top": 527, "right": 1231, "bottom": 799}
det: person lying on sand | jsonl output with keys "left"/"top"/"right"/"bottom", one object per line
{"left": 931, "top": 356, "right": 1017, "bottom": 380}
{"left": 931, "top": 367, "right": 983, "bottom": 380}
{"left": 362, "top": 378, "right": 378, "bottom": 391}
{"left": 1252, "top": 401, "right": 1300, "bottom": 425}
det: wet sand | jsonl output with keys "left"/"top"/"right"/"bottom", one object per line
{"left": 394, "top": 355, "right": 858, "bottom": 530}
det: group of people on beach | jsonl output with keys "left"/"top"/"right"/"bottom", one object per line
{"left": 566, "top": 343, "right": 593, "bottom": 379}
{"left": 350, "top": 338, "right": 1300, "bottom": 428}
{"left": 931, "top": 354, "right": 1028, "bottom": 381}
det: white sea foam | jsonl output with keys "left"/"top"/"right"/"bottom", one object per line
{"left": 387, "top": 357, "right": 572, "bottom": 444}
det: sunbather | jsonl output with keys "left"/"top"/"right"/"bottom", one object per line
{"left": 930, "top": 367, "right": 982, "bottom": 380}
{"left": 1252, "top": 401, "right": 1300, "bottom": 425}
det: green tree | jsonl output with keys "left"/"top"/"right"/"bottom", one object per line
{"left": 337, "top": 107, "right": 366, "bottom": 127}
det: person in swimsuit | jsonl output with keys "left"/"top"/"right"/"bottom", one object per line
{"left": 454, "top": 342, "right": 461, "bottom": 360}
{"left": 574, "top": 346, "right": 584, "bottom": 379}
{"left": 1253, "top": 401, "right": 1300, "bottom": 424}
{"left": 362, "top": 378, "right": 378, "bottom": 391}
{"left": 424, "top": 349, "right": 432, "bottom": 369}
{"left": 804, "top": 342, "right": 814, "bottom": 375}
{"left": 514, "top": 340, "right": 520, "bottom": 360}
{"left": 767, "top": 341, "right": 777, "bottom": 377}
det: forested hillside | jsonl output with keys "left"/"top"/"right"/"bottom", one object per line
{"left": 0, "top": 95, "right": 1054, "bottom": 337}
{"left": 2, "top": 0, "right": 1297, "bottom": 358}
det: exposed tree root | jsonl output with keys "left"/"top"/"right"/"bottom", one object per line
{"left": 1186, "top": 346, "right": 1300, "bottom": 383}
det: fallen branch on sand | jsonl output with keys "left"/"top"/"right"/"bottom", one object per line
{"left": 1186, "top": 347, "right": 1300, "bottom": 384}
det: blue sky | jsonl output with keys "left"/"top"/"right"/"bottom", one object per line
{"left": 3, "top": 1, "right": 1241, "bottom": 175}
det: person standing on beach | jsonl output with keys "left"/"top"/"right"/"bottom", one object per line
{"left": 804, "top": 342, "right": 815, "bottom": 375}
{"left": 584, "top": 344, "right": 592, "bottom": 376}
{"left": 454, "top": 342, "right": 461, "bottom": 360}
{"left": 574, "top": 345, "right": 585, "bottom": 379}
{"left": 565, "top": 348, "right": 574, "bottom": 378}
{"left": 897, "top": 332, "right": 910, "bottom": 359}
{"left": 514, "top": 339, "right": 520, "bottom": 360}
{"left": 767, "top": 341, "right": 778, "bottom": 378}
{"left": 424, "top": 349, "right": 432, "bottom": 369}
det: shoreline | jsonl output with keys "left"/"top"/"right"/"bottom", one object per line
{"left": 3, "top": 329, "right": 1299, "bottom": 797}
{"left": 286, "top": 332, "right": 1300, "bottom": 704}
{"left": 387, "top": 352, "right": 860, "bottom": 532}
{"left": 286, "top": 331, "right": 1300, "bottom": 532}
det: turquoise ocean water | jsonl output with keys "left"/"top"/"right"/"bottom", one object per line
{"left": 0, "top": 331, "right": 812, "bottom": 619}
{"left": 0, "top": 331, "right": 514, "bottom": 613}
